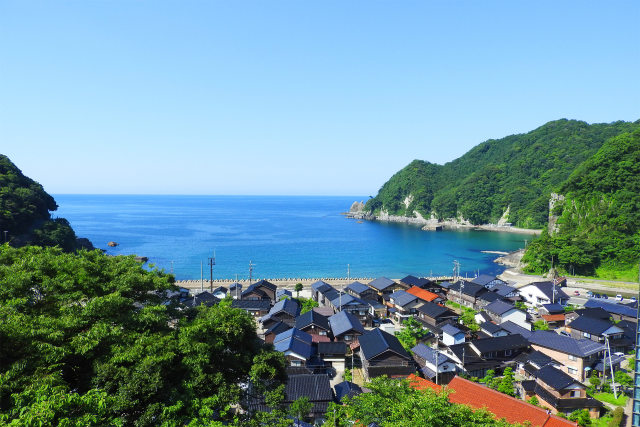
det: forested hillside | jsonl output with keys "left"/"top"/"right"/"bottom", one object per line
{"left": 365, "top": 119, "right": 639, "bottom": 228}
{"left": 0, "top": 154, "right": 88, "bottom": 251}
{"left": 522, "top": 128, "right": 640, "bottom": 279}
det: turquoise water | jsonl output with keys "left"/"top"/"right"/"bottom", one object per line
{"left": 54, "top": 195, "right": 530, "bottom": 280}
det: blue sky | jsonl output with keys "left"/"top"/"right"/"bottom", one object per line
{"left": 1, "top": 1, "right": 638, "bottom": 196}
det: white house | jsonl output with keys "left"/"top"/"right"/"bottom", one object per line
{"left": 411, "top": 343, "right": 457, "bottom": 383}
{"left": 442, "top": 324, "right": 465, "bottom": 346}
{"left": 484, "top": 300, "right": 531, "bottom": 331}
{"left": 519, "top": 281, "right": 569, "bottom": 307}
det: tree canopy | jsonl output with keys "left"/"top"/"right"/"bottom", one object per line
{"left": 0, "top": 245, "right": 286, "bottom": 426}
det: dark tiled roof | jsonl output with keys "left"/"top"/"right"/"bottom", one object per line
{"left": 476, "top": 312, "right": 492, "bottom": 323}
{"left": 573, "top": 307, "right": 612, "bottom": 320}
{"left": 212, "top": 286, "right": 227, "bottom": 294}
{"left": 359, "top": 328, "right": 410, "bottom": 361}
{"left": 328, "top": 310, "right": 365, "bottom": 337}
{"left": 449, "top": 281, "right": 486, "bottom": 297}
{"left": 411, "top": 343, "right": 450, "bottom": 365}
{"left": 317, "top": 341, "right": 347, "bottom": 356}
{"left": 568, "top": 316, "right": 619, "bottom": 336}
{"left": 529, "top": 330, "right": 605, "bottom": 357}
{"left": 584, "top": 299, "right": 636, "bottom": 317}
{"left": 523, "top": 281, "right": 569, "bottom": 302}
{"left": 492, "top": 284, "right": 518, "bottom": 297}
{"left": 400, "top": 275, "right": 430, "bottom": 288}
{"left": 499, "top": 321, "right": 533, "bottom": 339}
{"left": 481, "top": 321, "right": 506, "bottom": 335}
{"left": 417, "top": 301, "right": 451, "bottom": 318}
{"left": 285, "top": 374, "right": 333, "bottom": 402}
{"left": 471, "top": 274, "right": 498, "bottom": 287}
{"left": 330, "top": 293, "right": 366, "bottom": 309}
{"left": 534, "top": 383, "right": 603, "bottom": 411}
{"left": 268, "top": 298, "right": 300, "bottom": 317}
{"left": 478, "top": 292, "right": 502, "bottom": 303}
{"left": 541, "top": 303, "right": 565, "bottom": 314}
{"left": 276, "top": 289, "right": 292, "bottom": 299}
{"left": 438, "top": 281, "right": 455, "bottom": 289}
{"left": 536, "top": 365, "right": 577, "bottom": 390}
{"left": 368, "top": 277, "right": 396, "bottom": 291}
{"left": 345, "top": 281, "right": 370, "bottom": 294}
{"left": 471, "top": 334, "right": 529, "bottom": 354}
{"left": 441, "top": 324, "right": 463, "bottom": 336}
{"left": 485, "top": 300, "right": 516, "bottom": 316}
{"left": 273, "top": 328, "right": 313, "bottom": 359}
{"left": 334, "top": 381, "right": 363, "bottom": 401}
{"left": 389, "top": 290, "right": 418, "bottom": 307}
{"left": 246, "top": 279, "right": 277, "bottom": 292}
{"left": 265, "top": 320, "right": 292, "bottom": 337}
{"left": 231, "top": 299, "right": 271, "bottom": 311}
{"left": 295, "top": 310, "right": 330, "bottom": 331}
{"left": 191, "top": 291, "right": 220, "bottom": 307}
{"left": 311, "top": 280, "right": 333, "bottom": 293}
{"left": 228, "top": 282, "right": 242, "bottom": 291}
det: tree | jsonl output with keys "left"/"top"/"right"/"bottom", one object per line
{"left": 297, "top": 297, "right": 318, "bottom": 314}
{"left": 497, "top": 368, "right": 516, "bottom": 397}
{"left": 343, "top": 368, "right": 353, "bottom": 382}
{"left": 395, "top": 317, "right": 430, "bottom": 351}
{"left": 614, "top": 369, "right": 633, "bottom": 387}
{"left": 294, "top": 282, "right": 303, "bottom": 298}
{"left": 533, "top": 320, "right": 549, "bottom": 331}
{"left": 0, "top": 245, "right": 286, "bottom": 426}
{"left": 480, "top": 370, "right": 496, "bottom": 386}
{"left": 322, "top": 376, "right": 515, "bottom": 427}
{"left": 589, "top": 373, "right": 601, "bottom": 392}
{"left": 528, "top": 396, "right": 539, "bottom": 406}
{"left": 568, "top": 409, "right": 592, "bottom": 426}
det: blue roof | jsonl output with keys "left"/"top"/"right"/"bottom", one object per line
{"left": 411, "top": 343, "right": 450, "bottom": 365}
{"left": 328, "top": 310, "right": 365, "bottom": 337}
{"left": 492, "top": 284, "right": 518, "bottom": 297}
{"left": 441, "top": 324, "right": 463, "bottom": 337}
{"left": 529, "top": 330, "right": 605, "bottom": 357}
{"left": 273, "top": 328, "right": 313, "bottom": 359}
{"left": 471, "top": 274, "right": 497, "bottom": 287}
{"left": 295, "top": 310, "right": 330, "bottom": 330}
{"left": 368, "top": 277, "right": 396, "bottom": 291}
{"left": 345, "top": 281, "right": 371, "bottom": 294}
{"left": 400, "top": 275, "right": 429, "bottom": 288}
{"left": 485, "top": 300, "right": 516, "bottom": 316}
{"left": 389, "top": 290, "right": 418, "bottom": 307}
{"left": 268, "top": 298, "right": 300, "bottom": 317}
{"left": 330, "top": 293, "right": 362, "bottom": 309}
{"left": 584, "top": 299, "right": 637, "bottom": 318}
{"left": 359, "top": 328, "right": 410, "bottom": 361}
{"left": 311, "top": 280, "right": 333, "bottom": 292}
{"left": 481, "top": 321, "right": 506, "bottom": 334}
{"left": 541, "top": 303, "right": 565, "bottom": 314}
{"left": 334, "top": 381, "right": 363, "bottom": 402}
{"left": 499, "top": 321, "right": 533, "bottom": 339}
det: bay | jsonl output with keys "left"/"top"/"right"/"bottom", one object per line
{"left": 54, "top": 195, "right": 530, "bottom": 280}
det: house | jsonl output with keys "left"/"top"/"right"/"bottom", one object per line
{"left": 446, "top": 342, "right": 501, "bottom": 378}
{"left": 443, "top": 376, "right": 577, "bottom": 427}
{"left": 387, "top": 290, "right": 421, "bottom": 322}
{"left": 416, "top": 301, "right": 458, "bottom": 328}
{"left": 328, "top": 293, "right": 371, "bottom": 326}
{"left": 260, "top": 298, "right": 300, "bottom": 329}
{"left": 334, "top": 381, "right": 363, "bottom": 402}
{"left": 514, "top": 349, "right": 560, "bottom": 380}
{"left": 328, "top": 310, "right": 365, "bottom": 344}
{"left": 490, "top": 283, "right": 520, "bottom": 300}
{"left": 406, "top": 286, "right": 441, "bottom": 304}
{"left": 520, "top": 365, "right": 603, "bottom": 418}
{"left": 540, "top": 303, "right": 565, "bottom": 316}
{"left": 565, "top": 316, "right": 630, "bottom": 353}
{"left": 399, "top": 275, "right": 431, "bottom": 289}
{"left": 241, "top": 279, "right": 277, "bottom": 303}
{"left": 528, "top": 330, "right": 605, "bottom": 382}
{"left": 311, "top": 281, "right": 335, "bottom": 305}
{"left": 468, "top": 334, "right": 529, "bottom": 361}
{"left": 189, "top": 291, "right": 220, "bottom": 307}
{"left": 359, "top": 328, "right": 414, "bottom": 380}
{"left": 231, "top": 299, "right": 271, "bottom": 318}
{"left": 484, "top": 300, "right": 530, "bottom": 330}
{"left": 212, "top": 286, "right": 228, "bottom": 300}
{"left": 228, "top": 282, "right": 242, "bottom": 299}
{"left": 584, "top": 299, "right": 637, "bottom": 322}
{"left": 519, "top": 281, "right": 569, "bottom": 307}
{"left": 499, "top": 320, "right": 533, "bottom": 339}
{"left": 263, "top": 320, "right": 292, "bottom": 344}
{"left": 541, "top": 313, "right": 566, "bottom": 329}
{"left": 367, "top": 277, "right": 403, "bottom": 297}
{"left": 284, "top": 374, "right": 334, "bottom": 422}
{"left": 441, "top": 324, "right": 465, "bottom": 346}
{"left": 470, "top": 274, "right": 506, "bottom": 289}
{"left": 475, "top": 291, "right": 504, "bottom": 308}
{"left": 480, "top": 321, "right": 509, "bottom": 337}
{"left": 276, "top": 288, "right": 292, "bottom": 300}
{"left": 565, "top": 307, "right": 611, "bottom": 324}
{"left": 446, "top": 281, "right": 488, "bottom": 309}
{"left": 411, "top": 343, "right": 457, "bottom": 384}
{"left": 273, "top": 328, "right": 314, "bottom": 367}
{"left": 474, "top": 311, "right": 492, "bottom": 324}
{"left": 317, "top": 341, "right": 347, "bottom": 372}
{"left": 295, "top": 310, "right": 331, "bottom": 338}
{"left": 345, "top": 281, "right": 377, "bottom": 301}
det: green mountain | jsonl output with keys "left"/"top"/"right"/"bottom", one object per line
{"left": 522, "top": 127, "right": 640, "bottom": 279}
{"left": 0, "top": 154, "right": 90, "bottom": 251}
{"left": 365, "top": 119, "right": 639, "bottom": 228}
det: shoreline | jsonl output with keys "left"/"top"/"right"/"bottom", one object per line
{"left": 345, "top": 212, "right": 542, "bottom": 235}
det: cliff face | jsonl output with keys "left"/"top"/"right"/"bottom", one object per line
{"left": 0, "top": 154, "right": 92, "bottom": 251}
{"left": 363, "top": 119, "right": 639, "bottom": 229}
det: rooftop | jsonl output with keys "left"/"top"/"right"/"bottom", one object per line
{"left": 359, "top": 328, "right": 410, "bottom": 361}
{"left": 480, "top": 321, "right": 506, "bottom": 335}
{"left": 295, "top": 310, "right": 330, "bottom": 331}
{"left": 400, "top": 275, "right": 430, "bottom": 288}
{"left": 584, "top": 299, "right": 636, "bottom": 318}
{"left": 485, "top": 300, "right": 517, "bottom": 316}
{"left": 499, "top": 320, "right": 533, "bottom": 339}
{"left": 535, "top": 365, "right": 578, "bottom": 391}
{"left": 417, "top": 301, "right": 452, "bottom": 318}
{"left": 389, "top": 290, "right": 419, "bottom": 307}
{"left": 471, "top": 274, "right": 498, "bottom": 287}
{"left": 411, "top": 343, "right": 450, "bottom": 366}
{"left": 529, "top": 330, "right": 605, "bottom": 357}
{"left": 231, "top": 299, "right": 271, "bottom": 310}
{"left": 567, "top": 315, "right": 621, "bottom": 336}
{"left": 470, "top": 334, "right": 529, "bottom": 355}
{"left": 521, "top": 281, "right": 569, "bottom": 302}
{"left": 345, "top": 281, "right": 371, "bottom": 295}
{"left": 368, "top": 277, "right": 396, "bottom": 291}
{"left": 407, "top": 286, "right": 439, "bottom": 302}
{"left": 441, "top": 324, "right": 463, "bottom": 336}
{"left": 328, "top": 310, "right": 365, "bottom": 337}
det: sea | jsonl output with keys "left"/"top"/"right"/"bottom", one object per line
{"left": 54, "top": 195, "right": 531, "bottom": 281}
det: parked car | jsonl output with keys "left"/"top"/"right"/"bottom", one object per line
{"left": 631, "top": 297, "right": 637, "bottom": 303}
{"left": 616, "top": 294, "right": 623, "bottom": 301}
{"left": 593, "top": 293, "right": 601, "bottom": 299}
{"left": 602, "top": 294, "right": 608, "bottom": 299}
{"left": 559, "top": 331, "right": 571, "bottom": 337}
{"left": 586, "top": 291, "right": 593, "bottom": 297}
{"left": 573, "top": 290, "right": 580, "bottom": 296}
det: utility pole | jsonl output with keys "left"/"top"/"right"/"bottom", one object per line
{"left": 347, "top": 264, "right": 350, "bottom": 281}
{"left": 170, "top": 260, "right": 174, "bottom": 275}
{"left": 3, "top": 231, "right": 7, "bottom": 244}
{"left": 208, "top": 250, "right": 215, "bottom": 292}
{"left": 631, "top": 262, "right": 640, "bottom": 426}
{"left": 249, "top": 260, "right": 254, "bottom": 283}
{"left": 200, "top": 260, "right": 204, "bottom": 292}
{"left": 434, "top": 333, "right": 440, "bottom": 385}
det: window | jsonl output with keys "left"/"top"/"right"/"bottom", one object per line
{"left": 505, "top": 350, "right": 512, "bottom": 356}
{"left": 344, "top": 335, "right": 352, "bottom": 341}
{"left": 568, "top": 367, "right": 578, "bottom": 375}
{"left": 568, "top": 355, "right": 577, "bottom": 361}
{"left": 319, "top": 330, "right": 327, "bottom": 336}
{"left": 291, "top": 360, "right": 303, "bottom": 367}
{"left": 583, "top": 332, "right": 591, "bottom": 338}
{"left": 571, "top": 390, "right": 580, "bottom": 397}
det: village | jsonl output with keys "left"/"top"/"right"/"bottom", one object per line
{"left": 171, "top": 272, "right": 638, "bottom": 426}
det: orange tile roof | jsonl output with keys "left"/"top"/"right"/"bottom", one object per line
{"left": 407, "top": 374, "right": 442, "bottom": 392}
{"left": 407, "top": 286, "right": 439, "bottom": 302}
{"left": 541, "top": 314, "right": 566, "bottom": 322}
{"left": 445, "top": 377, "right": 576, "bottom": 427}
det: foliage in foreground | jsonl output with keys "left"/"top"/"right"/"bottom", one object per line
{"left": 323, "top": 376, "right": 518, "bottom": 427}
{"left": 0, "top": 245, "right": 286, "bottom": 426}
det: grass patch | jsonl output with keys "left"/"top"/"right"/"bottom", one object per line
{"left": 595, "top": 264, "right": 639, "bottom": 282}
{"left": 591, "top": 414, "right": 613, "bottom": 427}
{"left": 593, "top": 392, "right": 628, "bottom": 406}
